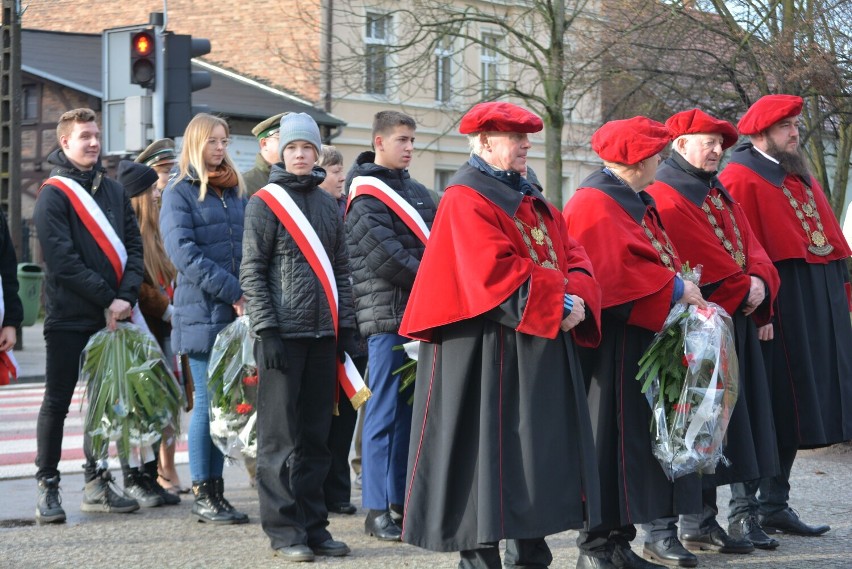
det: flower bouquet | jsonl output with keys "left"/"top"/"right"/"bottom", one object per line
{"left": 635, "top": 265, "right": 739, "bottom": 480}
{"left": 207, "top": 316, "right": 258, "bottom": 462}
{"left": 393, "top": 341, "right": 420, "bottom": 404}
{"left": 80, "top": 323, "right": 184, "bottom": 462}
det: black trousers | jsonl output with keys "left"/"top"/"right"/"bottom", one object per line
{"left": 459, "top": 539, "right": 553, "bottom": 569}
{"left": 322, "top": 354, "right": 365, "bottom": 505}
{"left": 729, "top": 442, "right": 797, "bottom": 520}
{"left": 36, "top": 330, "right": 100, "bottom": 482}
{"left": 256, "top": 337, "right": 336, "bottom": 549}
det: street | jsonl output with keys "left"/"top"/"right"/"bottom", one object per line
{"left": 1, "top": 325, "right": 851, "bottom": 567}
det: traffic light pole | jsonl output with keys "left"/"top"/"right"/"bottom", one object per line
{"left": 152, "top": 14, "right": 165, "bottom": 140}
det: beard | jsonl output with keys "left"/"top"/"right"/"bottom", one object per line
{"left": 765, "top": 138, "right": 811, "bottom": 179}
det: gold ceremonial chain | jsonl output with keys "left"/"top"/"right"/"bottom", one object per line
{"left": 702, "top": 193, "right": 746, "bottom": 268}
{"left": 641, "top": 219, "right": 678, "bottom": 272}
{"left": 514, "top": 208, "right": 560, "bottom": 270}
{"left": 781, "top": 183, "right": 834, "bottom": 256}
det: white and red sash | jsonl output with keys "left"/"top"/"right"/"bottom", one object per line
{"left": 346, "top": 176, "right": 430, "bottom": 245}
{"left": 0, "top": 274, "right": 18, "bottom": 385}
{"left": 40, "top": 176, "right": 151, "bottom": 335}
{"left": 256, "top": 183, "right": 371, "bottom": 410}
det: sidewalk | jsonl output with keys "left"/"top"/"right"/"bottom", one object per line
{"left": 0, "top": 445, "right": 850, "bottom": 568}
{"left": 15, "top": 321, "right": 46, "bottom": 383}
{"left": 4, "top": 326, "right": 850, "bottom": 567}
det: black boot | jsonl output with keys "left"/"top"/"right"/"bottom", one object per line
{"left": 144, "top": 461, "right": 180, "bottom": 506}
{"left": 191, "top": 480, "right": 236, "bottom": 524}
{"left": 211, "top": 476, "right": 248, "bottom": 524}
{"left": 123, "top": 468, "right": 164, "bottom": 508}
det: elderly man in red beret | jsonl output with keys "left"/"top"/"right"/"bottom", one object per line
{"left": 641, "top": 109, "right": 782, "bottom": 560}
{"left": 720, "top": 94, "right": 852, "bottom": 539}
{"left": 399, "top": 101, "right": 603, "bottom": 568}
{"left": 563, "top": 117, "right": 706, "bottom": 569}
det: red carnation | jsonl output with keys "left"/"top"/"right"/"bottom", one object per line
{"left": 236, "top": 403, "right": 253, "bottom": 415}
{"left": 243, "top": 374, "right": 258, "bottom": 386}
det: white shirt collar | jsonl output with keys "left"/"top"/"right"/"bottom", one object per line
{"left": 752, "top": 144, "right": 779, "bottom": 164}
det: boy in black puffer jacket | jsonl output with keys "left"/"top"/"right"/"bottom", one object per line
{"left": 344, "top": 111, "right": 437, "bottom": 541}
{"left": 241, "top": 112, "right": 357, "bottom": 562}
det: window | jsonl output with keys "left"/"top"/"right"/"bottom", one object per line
{"left": 365, "top": 12, "right": 391, "bottom": 95}
{"left": 435, "top": 37, "right": 453, "bottom": 103}
{"left": 481, "top": 33, "right": 500, "bottom": 97}
{"left": 434, "top": 168, "right": 455, "bottom": 194}
{"left": 22, "top": 84, "right": 39, "bottom": 123}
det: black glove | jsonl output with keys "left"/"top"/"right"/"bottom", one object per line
{"left": 337, "top": 327, "right": 359, "bottom": 364}
{"left": 259, "top": 329, "right": 288, "bottom": 371}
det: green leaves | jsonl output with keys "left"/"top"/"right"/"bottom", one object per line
{"left": 81, "top": 324, "right": 183, "bottom": 461}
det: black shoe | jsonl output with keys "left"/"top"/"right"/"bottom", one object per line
{"left": 272, "top": 544, "right": 315, "bottom": 562}
{"left": 681, "top": 525, "right": 754, "bottom": 554}
{"left": 81, "top": 471, "right": 140, "bottom": 513}
{"left": 124, "top": 471, "right": 165, "bottom": 508}
{"left": 728, "top": 515, "right": 779, "bottom": 550}
{"left": 576, "top": 553, "right": 617, "bottom": 569}
{"left": 577, "top": 553, "right": 617, "bottom": 569}
{"left": 36, "top": 476, "right": 66, "bottom": 524}
{"left": 211, "top": 476, "right": 249, "bottom": 524}
{"left": 642, "top": 537, "right": 697, "bottom": 567}
{"left": 191, "top": 480, "right": 236, "bottom": 524}
{"left": 613, "top": 543, "right": 666, "bottom": 568}
{"left": 365, "top": 509, "right": 402, "bottom": 541}
{"left": 311, "top": 538, "right": 350, "bottom": 557}
{"left": 327, "top": 501, "right": 357, "bottom": 515}
{"left": 759, "top": 508, "right": 830, "bottom": 536}
{"left": 149, "top": 474, "right": 181, "bottom": 506}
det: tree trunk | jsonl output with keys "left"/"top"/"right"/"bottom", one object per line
{"left": 543, "top": 112, "right": 565, "bottom": 206}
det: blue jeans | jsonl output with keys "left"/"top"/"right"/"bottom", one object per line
{"left": 188, "top": 354, "right": 224, "bottom": 482}
{"left": 362, "top": 333, "right": 413, "bottom": 510}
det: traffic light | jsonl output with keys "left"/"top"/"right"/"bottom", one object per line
{"left": 130, "top": 29, "right": 156, "bottom": 89}
{"left": 164, "top": 33, "right": 212, "bottom": 138}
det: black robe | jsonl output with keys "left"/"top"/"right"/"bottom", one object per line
{"left": 565, "top": 172, "right": 702, "bottom": 530}
{"left": 400, "top": 165, "right": 602, "bottom": 552}
{"left": 765, "top": 260, "right": 852, "bottom": 448}
{"left": 722, "top": 146, "right": 852, "bottom": 449}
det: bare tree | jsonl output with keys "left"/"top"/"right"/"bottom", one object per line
{"left": 606, "top": 0, "right": 852, "bottom": 217}
{"left": 317, "top": 0, "right": 666, "bottom": 205}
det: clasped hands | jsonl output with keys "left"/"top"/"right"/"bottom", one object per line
{"left": 560, "top": 295, "right": 585, "bottom": 332}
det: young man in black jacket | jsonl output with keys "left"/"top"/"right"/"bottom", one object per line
{"left": 33, "top": 108, "right": 144, "bottom": 523}
{"left": 344, "top": 111, "right": 437, "bottom": 541}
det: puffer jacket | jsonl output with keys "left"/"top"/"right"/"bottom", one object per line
{"left": 34, "top": 149, "right": 143, "bottom": 332}
{"left": 241, "top": 165, "right": 354, "bottom": 338}
{"left": 160, "top": 167, "right": 245, "bottom": 355}
{"left": 344, "top": 151, "right": 436, "bottom": 338}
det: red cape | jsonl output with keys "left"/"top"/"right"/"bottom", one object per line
{"left": 649, "top": 179, "right": 780, "bottom": 326}
{"left": 720, "top": 162, "right": 851, "bottom": 265}
{"left": 399, "top": 184, "right": 602, "bottom": 347}
{"left": 563, "top": 179, "right": 678, "bottom": 333}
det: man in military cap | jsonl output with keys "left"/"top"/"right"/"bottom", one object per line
{"left": 242, "top": 112, "right": 287, "bottom": 196}
{"left": 135, "top": 138, "right": 177, "bottom": 192}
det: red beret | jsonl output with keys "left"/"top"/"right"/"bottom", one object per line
{"left": 666, "top": 108, "right": 739, "bottom": 150}
{"left": 459, "top": 102, "right": 543, "bottom": 135}
{"left": 591, "top": 116, "right": 672, "bottom": 165}
{"left": 737, "top": 94, "right": 803, "bottom": 135}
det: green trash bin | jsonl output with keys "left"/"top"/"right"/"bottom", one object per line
{"left": 17, "top": 263, "right": 44, "bottom": 327}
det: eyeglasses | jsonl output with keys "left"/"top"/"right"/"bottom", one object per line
{"left": 206, "top": 138, "right": 231, "bottom": 148}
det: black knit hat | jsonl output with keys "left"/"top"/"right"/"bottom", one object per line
{"left": 117, "top": 160, "right": 158, "bottom": 198}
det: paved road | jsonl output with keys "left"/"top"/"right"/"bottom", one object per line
{"left": 0, "top": 445, "right": 850, "bottom": 568}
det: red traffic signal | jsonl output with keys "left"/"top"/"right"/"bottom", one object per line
{"left": 130, "top": 30, "right": 156, "bottom": 88}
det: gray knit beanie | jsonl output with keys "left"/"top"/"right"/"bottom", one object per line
{"left": 278, "top": 112, "right": 322, "bottom": 160}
